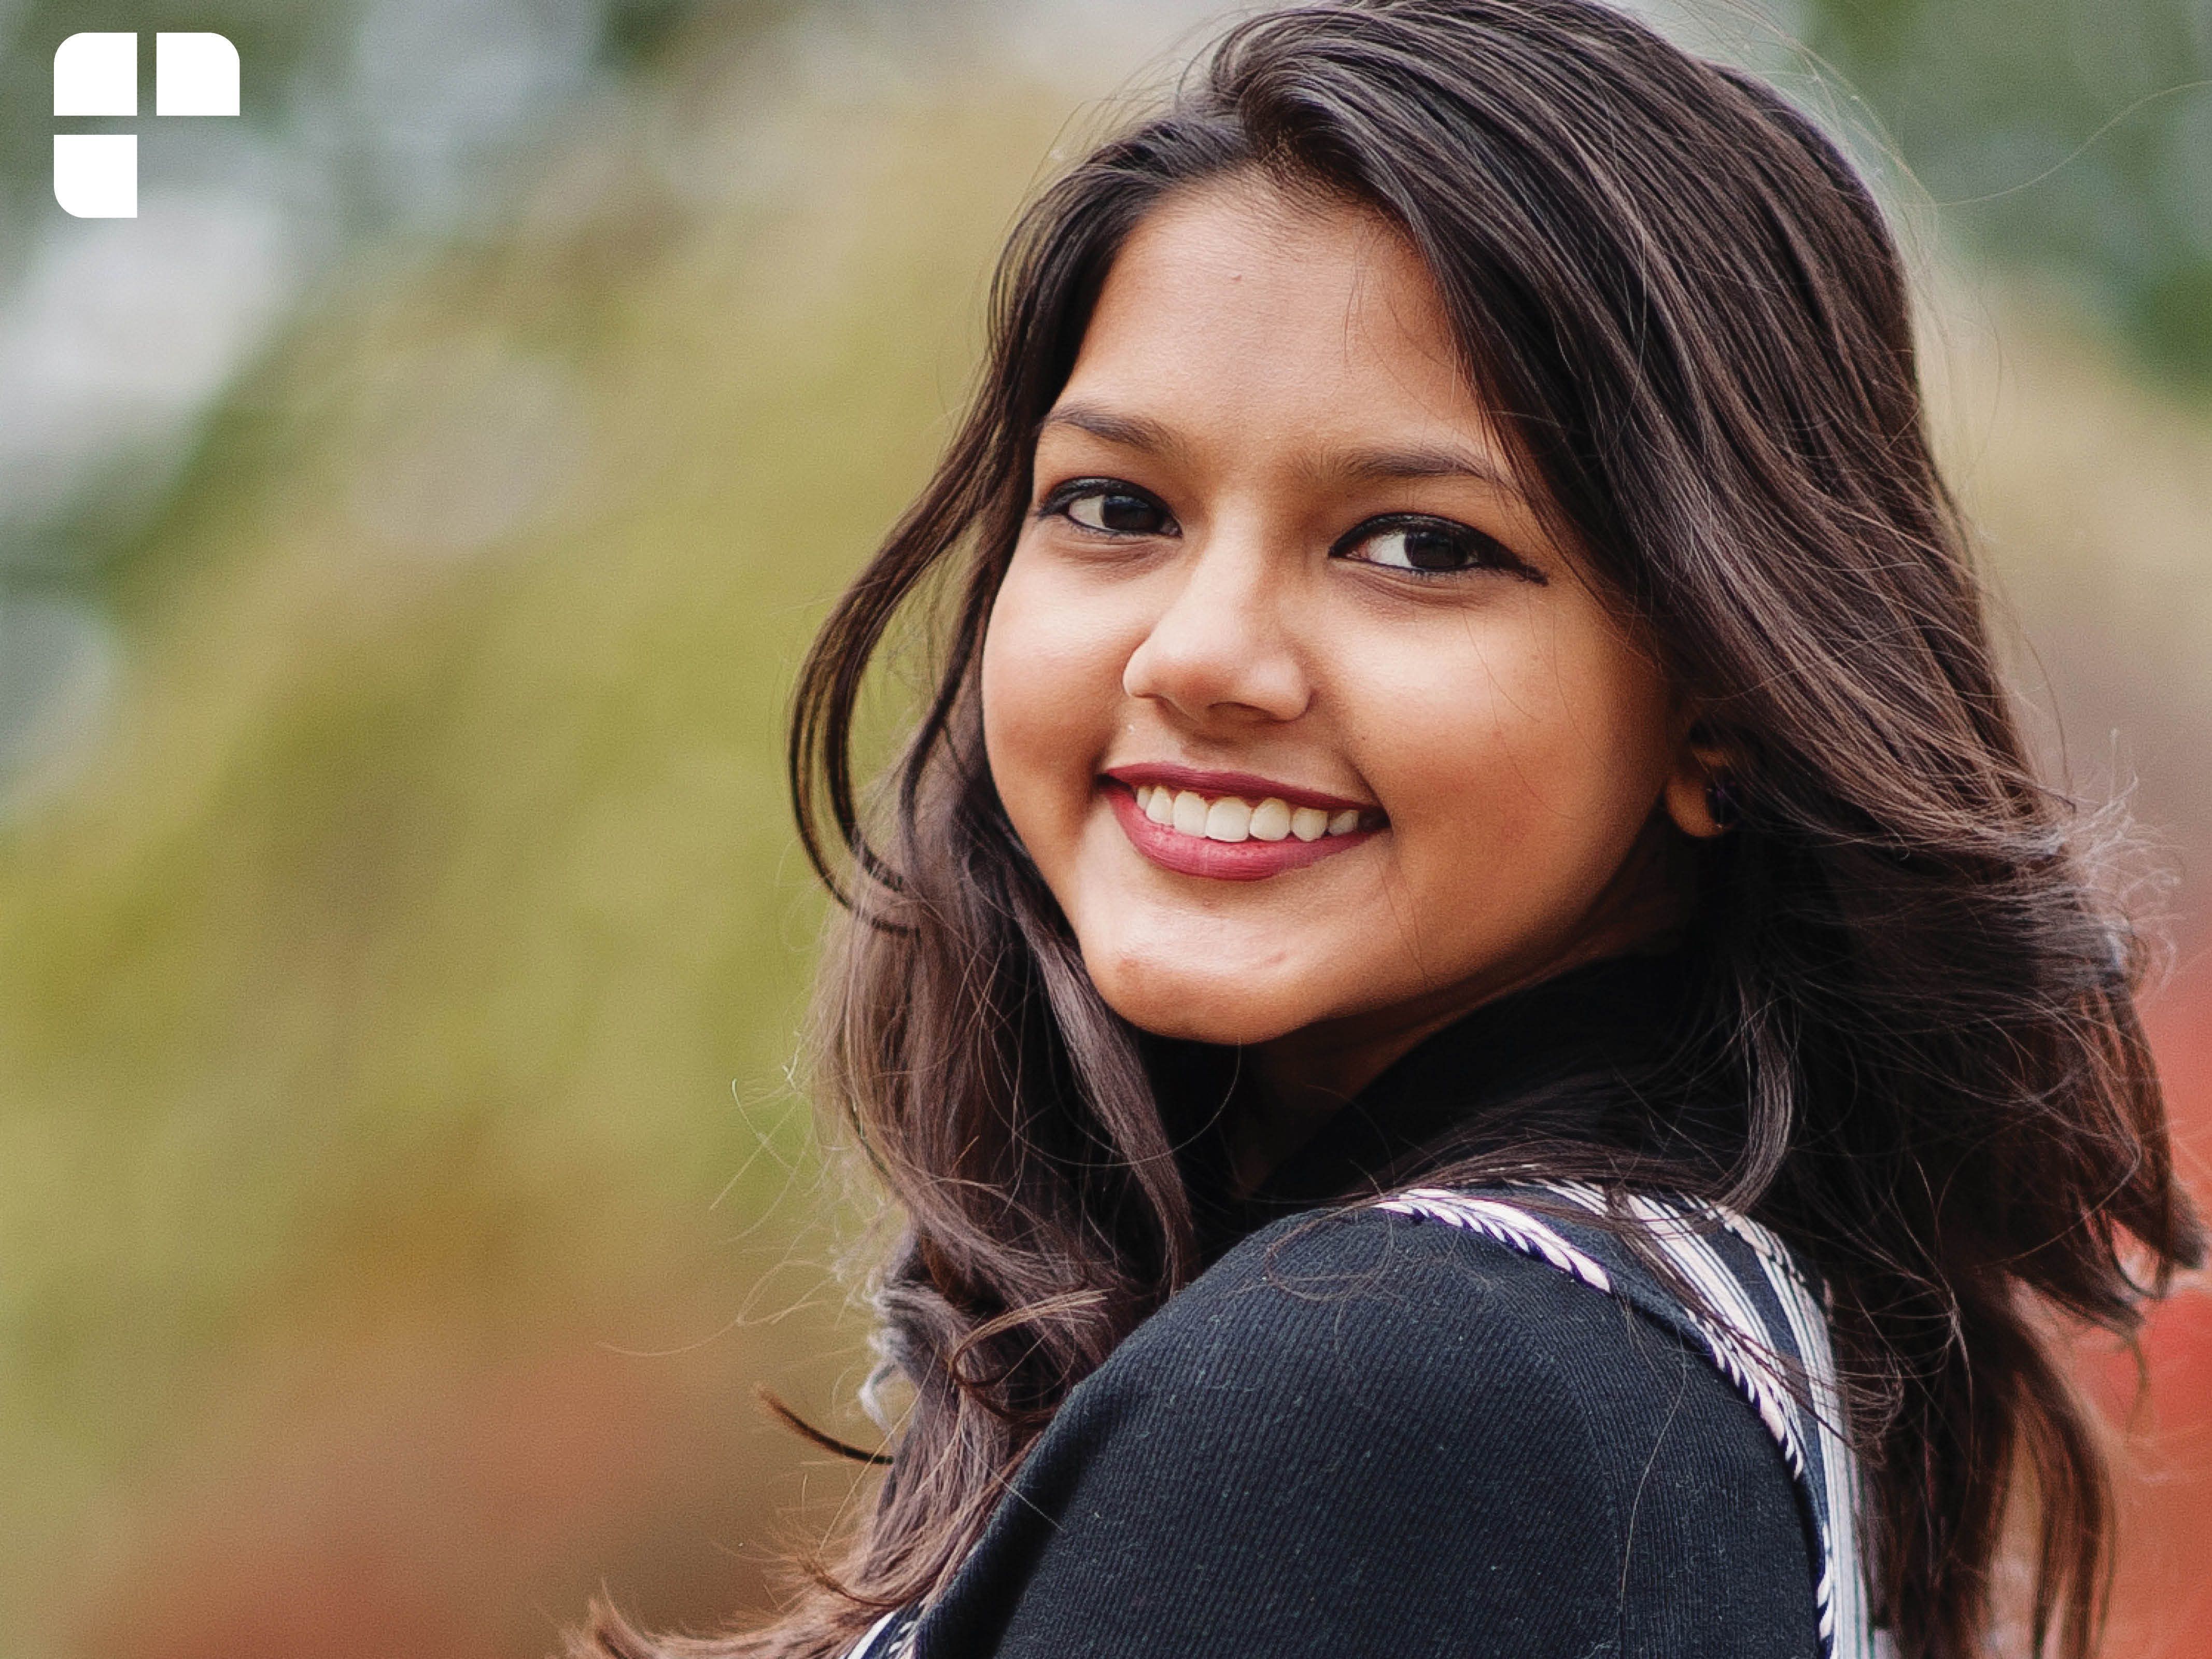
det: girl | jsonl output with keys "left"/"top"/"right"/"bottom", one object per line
{"left": 582, "top": 3, "right": 2203, "bottom": 1655}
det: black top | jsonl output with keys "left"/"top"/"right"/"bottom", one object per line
{"left": 907, "top": 948, "right": 1824, "bottom": 1659}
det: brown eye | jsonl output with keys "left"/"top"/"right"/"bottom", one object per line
{"left": 1061, "top": 486, "right": 1174, "bottom": 537}
{"left": 1365, "top": 524, "right": 1474, "bottom": 571}
{"left": 1337, "top": 515, "right": 1540, "bottom": 582}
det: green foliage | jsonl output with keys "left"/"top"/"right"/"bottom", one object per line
{"left": 0, "top": 59, "right": 1068, "bottom": 1652}
{"left": 1801, "top": 0, "right": 2212, "bottom": 386}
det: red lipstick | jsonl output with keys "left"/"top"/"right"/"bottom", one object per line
{"left": 1101, "top": 777, "right": 1382, "bottom": 882}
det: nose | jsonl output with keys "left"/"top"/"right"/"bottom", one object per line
{"left": 1121, "top": 518, "right": 1311, "bottom": 726}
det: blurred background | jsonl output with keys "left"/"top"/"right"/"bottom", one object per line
{"left": 0, "top": 0, "right": 2207, "bottom": 1654}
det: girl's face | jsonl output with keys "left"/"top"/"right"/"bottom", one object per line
{"left": 981, "top": 180, "right": 1721, "bottom": 1099}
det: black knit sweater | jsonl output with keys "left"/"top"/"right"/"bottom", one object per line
{"left": 905, "top": 950, "right": 1825, "bottom": 1658}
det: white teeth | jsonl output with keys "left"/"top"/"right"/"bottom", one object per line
{"left": 1130, "top": 781, "right": 1375, "bottom": 847}
{"left": 1204, "top": 797, "right": 1252, "bottom": 842}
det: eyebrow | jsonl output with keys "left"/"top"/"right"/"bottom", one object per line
{"left": 1309, "top": 443, "right": 1515, "bottom": 492}
{"left": 1036, "top": 401, "right": 1516, "bottom": 494}
{"left": 1037, "top": 403, "right": 1192, "bottom": 465}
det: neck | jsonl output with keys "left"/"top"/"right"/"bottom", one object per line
{"left": 1229, "top": 957, "right": 1579, "bottom": 1197}
{"left": 1233, "top": 816, "right": 1698, "bottom": 1197}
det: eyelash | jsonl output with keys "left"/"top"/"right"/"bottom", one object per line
{"left": 1037, "top": 479, "right": 1178, "bottom": 540}
{"left": 1034, "top": 479, "right": 1541, "bottom": 584}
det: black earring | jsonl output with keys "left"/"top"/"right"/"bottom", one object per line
{"left": 1703, "top": 774, "right": 1738, "bottom": 832}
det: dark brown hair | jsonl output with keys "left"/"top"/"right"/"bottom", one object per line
{"left": 580, "top": 4, "right": 2203, "bottom": 1656}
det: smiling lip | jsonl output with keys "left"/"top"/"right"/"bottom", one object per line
{"left": 1100, "top": 771, "right": 1384, "bottom": 883}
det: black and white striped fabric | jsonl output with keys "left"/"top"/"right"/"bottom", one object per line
{"left": 845, "top": 1180, "right": 1886, "bottom": 1659}
{"left": 846, "top": 1605, "right": 919, "bottom": 1659}
{"left": 1372, "top": 1182, "right": 1886, "bottom": 1659}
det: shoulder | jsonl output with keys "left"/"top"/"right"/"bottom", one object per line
{"left": 1093, "top": 1202, "right": 1713, "bottom": 1438}
{"left": 916, "top": 1202, "right": 1823, "bottom": 1659}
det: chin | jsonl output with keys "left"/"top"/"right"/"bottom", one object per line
{"left": 1083, "top": 951, "right": 1315, "bottom": 1047}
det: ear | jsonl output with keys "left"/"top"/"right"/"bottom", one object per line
{"left": 1661, "top": 716, "right": 1737, "bottom": 839}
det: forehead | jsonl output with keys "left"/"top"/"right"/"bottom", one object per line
{"left": 1060, "top": 178, "right": 1491, "bottom": 450}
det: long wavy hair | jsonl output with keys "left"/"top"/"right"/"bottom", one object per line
{"left": 580, "top": 4, "right": 2204, "bottom": 1656}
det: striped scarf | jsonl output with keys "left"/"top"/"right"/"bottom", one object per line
{"left": 1374, "top": 1183, "right": 1889, "bottom": 1659}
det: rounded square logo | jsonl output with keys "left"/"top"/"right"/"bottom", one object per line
{"left": 53, "top": 32, "right": 138, "bottom": 117}
{"left": 156, "top": 33, "right": 240, "bottom": 117}
{"left": 49, "top": 31, "right": 239, "bottom": 219}
{"left": 53, "top": 134, "right": 139, "bottom": 218}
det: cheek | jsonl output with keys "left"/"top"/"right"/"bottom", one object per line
{"left": 1357, "top": 611, "right": 1672, "bottom": 914}
{"left": 979, "top": 550, "right": 1132, "bottom": 857}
